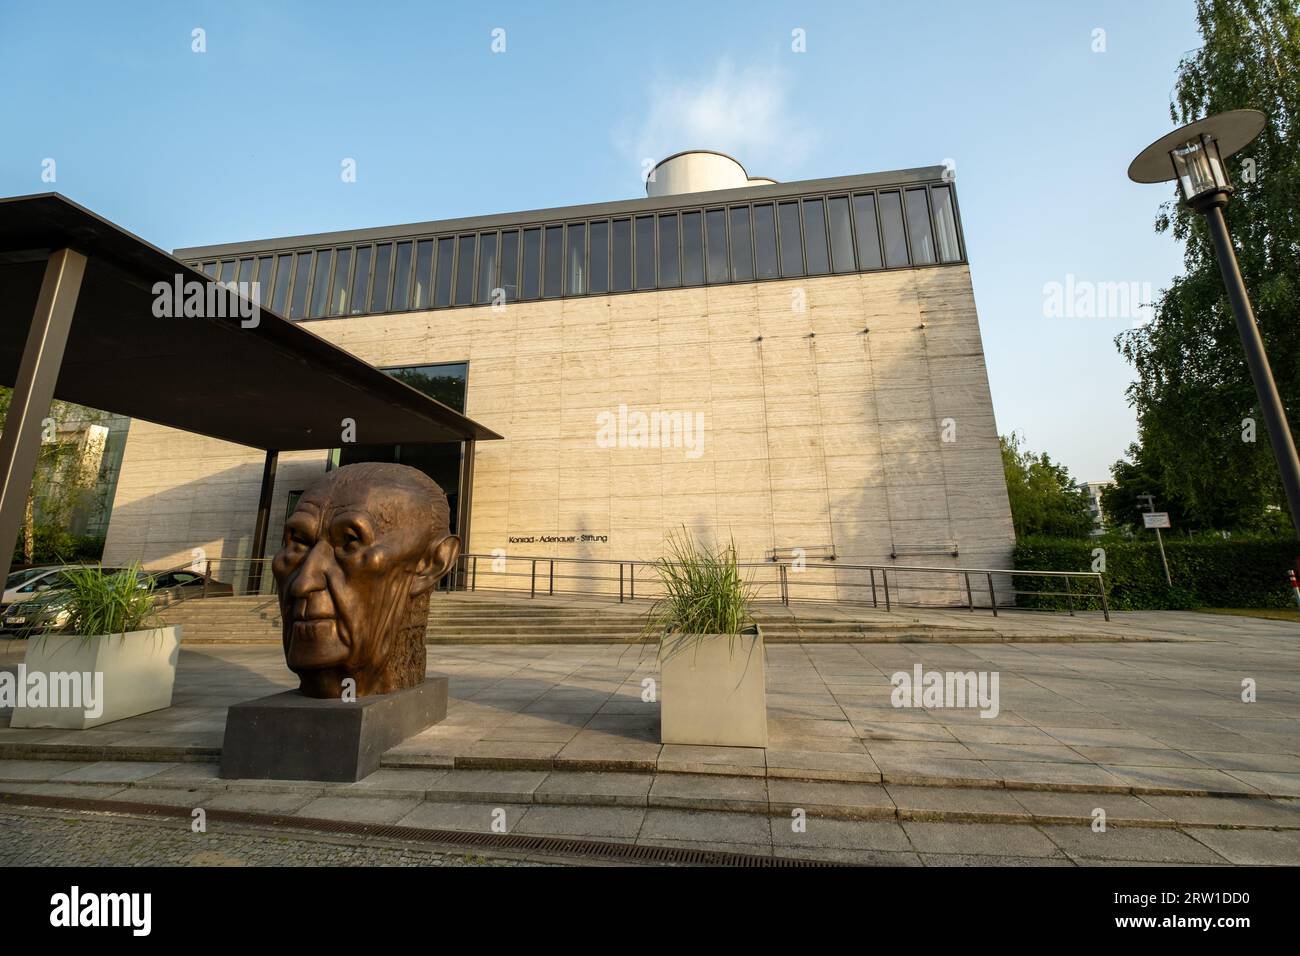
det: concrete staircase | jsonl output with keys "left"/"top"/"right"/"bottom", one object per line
{"left": 159, "top": 591, "right": 1098, "bottom": 644}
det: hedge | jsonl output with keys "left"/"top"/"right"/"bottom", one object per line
{"left": 1012, "top": 536, "right": 1300, "bottom": 611}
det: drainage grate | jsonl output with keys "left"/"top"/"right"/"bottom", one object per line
{"left": 0, "top": 790, "right": 833, "bottom": 867}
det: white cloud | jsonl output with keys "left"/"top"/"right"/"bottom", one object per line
{"left": 616, "top": 59, "right": 817, "bottom": 183}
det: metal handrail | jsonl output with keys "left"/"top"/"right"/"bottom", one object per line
{"left": 454, "top": 552, "right": 1110, "bottom": 620}
{"left": 161, "top": 551, "right": 1111, "bottom": 621}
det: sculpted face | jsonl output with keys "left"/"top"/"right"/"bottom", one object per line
{"left": 271, "top": 462, "right": 460, "bottom": 699}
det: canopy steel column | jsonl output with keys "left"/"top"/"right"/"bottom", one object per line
{"left": 455, "top": 439, "right": 476, "bottom": 590}
{"left": 0, "top": 249, "right": 87, "bottom": 588}
{"left": 246, "top": 449, "right": 278, "bottom": 594}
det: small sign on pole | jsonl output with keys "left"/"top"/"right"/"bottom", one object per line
{"left": 1142, "top": 512, "right": 1171, "bottom": 529}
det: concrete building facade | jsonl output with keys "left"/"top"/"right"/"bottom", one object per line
{"left": 102, "top": 153, "right": 1014, "bottom": 603}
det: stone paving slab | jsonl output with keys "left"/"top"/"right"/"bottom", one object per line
{"left": 901, "top": 821, "right": 1064, "bottom": 859}
{"left": 1039, "top": 824, "right": 1229, "bottom": 864}
{"left": 1185, "top": 827, "right": 1300, "bottom": 865}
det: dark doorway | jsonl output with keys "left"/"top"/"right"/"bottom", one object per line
{"left": 331, "top": 362, "right": 469, "bottom": 533}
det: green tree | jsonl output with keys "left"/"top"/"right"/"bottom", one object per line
{"left": 1115, "top": 0, "right": 1300, "bottom": 532}
{"left": 1000, "top": 433, "right": 1095, "bottom": 539}
{"left": 1102, "top": 443, "right": 1190, "bottom": 535}
{"left": 0, "top": 388, "right": 111, "bottom": 564}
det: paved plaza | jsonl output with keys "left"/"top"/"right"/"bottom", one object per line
{"left": 2, "top": 608, "right": 1299, "bottom": 864}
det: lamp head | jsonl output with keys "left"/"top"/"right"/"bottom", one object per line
{"left": 1128, "top": 109, "right": 1266, "bottom": 206}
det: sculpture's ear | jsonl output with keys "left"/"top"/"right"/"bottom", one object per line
{"left": 410, "top": 534, "right": 461, "bottom": 598}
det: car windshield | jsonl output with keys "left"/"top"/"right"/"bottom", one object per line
{"left": 6, "top": 567, "right": 52, "bottom": 589}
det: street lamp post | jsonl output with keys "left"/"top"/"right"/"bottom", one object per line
{"left": 1129, "top": 110, "right": 1300, "bottom": 541}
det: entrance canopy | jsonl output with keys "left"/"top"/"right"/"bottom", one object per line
{"left": 0, "top": 194, "right": 502, "bottom": 448}
{"left": 0, "top": 193, "right": 501, "bottom": 587}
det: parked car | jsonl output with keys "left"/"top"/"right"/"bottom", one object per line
{"left": 2, "top": 589, "right": 75, "bottom": 634}
{"left": 146, "top": 569, "right": 234, "bottom": 605}
{"left": 1, "top": 565, "right": 127, "bottom": 613}
{"left": 1, "top": 567, "right": 140, "bottom": 635}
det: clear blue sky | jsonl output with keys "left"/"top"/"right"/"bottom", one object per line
{"left": 0, "top": 0, "right": 1203, "bottom": 482}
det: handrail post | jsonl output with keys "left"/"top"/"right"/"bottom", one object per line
{"left": 779, "top": 564, "right": 789, "bottom": 607}
{"left": 883, "top": 569, "right": 891, "bottom": 611}
{"left": 1098, "top": 572, "right": 1110, "bottom": 622}
{"left": 530, "top": 559, "right": 536, "bottom": 599}
{"left": 549, "top": 559, "right": 554, "bottom": 596}
{"left": 630, "top": 563, "right": 635, "bottom": 601}
{"left": 619, "top": 563, "right": 624, "bottom": 603}
{"left": 964, "top": 572, "right": 973, "bottom": 612}
{"left": 870, "top": 568, "right": 877, "bottom": 608}
{"left": 1065, "top": 575, "right": 1075, "bottom": 616}
{"left": 987, "top": 572, "right": 998, "bottom": 616}
{"left": 202, "top": 559, "right": 211, "bottom": 600}
{"left": 471, "top": 555, "right": 477, "bottom": 591}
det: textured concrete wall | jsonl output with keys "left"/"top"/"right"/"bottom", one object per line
{"left": 103, "top": 265, "right": 1013, "bottom": 603}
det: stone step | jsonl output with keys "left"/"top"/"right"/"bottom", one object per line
{"left": 2, "top": 767, "right": 1295, "bottom": 833}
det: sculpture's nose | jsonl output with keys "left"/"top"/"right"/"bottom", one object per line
{"left": 289, "top": 539, "right": 332, "bottom": 599}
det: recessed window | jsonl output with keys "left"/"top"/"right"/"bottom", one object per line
{"left": 237, "top": 259, "right": 254, "bottom": 291}
{"left": 366, "top": 244, "right": 390, "bottom": 312}
{"left": 369, "top": 244, "right": 392, "bottom": 312}
{"left": 521, "top": 227, "right": 541, "bottom": 299}
{"left": 879, "top": 191, "right": 908, "bottom": 268}
{"left": 543, "top": 225, "right": 563, "bottom": 298}
{"left": 566, "top": 222, "right": 586, "bottom": 295}
{"left": 905, "top": 189, "right": 935, "bottom": 265}
{"left": 612, "top": 218, "right": 632, "bottom": 291}
{"left": 287, "top": 251, "right": 309, "bottom": 317}
{"left": 219, "top": 260, "right": 236, "bottom": 284}
{"left": 201, "top": 261, "right": 218, "bottom": 278}
{"left": 681, "top": 210, "right": 703, "bottom": 286}
{"left": 930, "top": 185, "right": 961, "bottom": 262}
{"left": 330, "top": 247, "right": 352, "bottom": 316}
{"left": 753, "top": 203, "right": 778, "bottom": 279}
{"left": 390, "top": 241, "right": 413, "bottom": 310}
{"left": 657, "top": 213, "right": 679, "bottom": 287}
{"left": 255, "top": 256, "right": 275, "bottom": 304}
{"left": 499, "top": 230, "right": 519, "bottom": 302}
{"left": 456, "top": 234, "right": 476, "bottom": 305}
{"left": 852, "top": 194, "right": 883, "bottom": 269}
{"left": 778, "top": 201, "right": 804, "bottom": 277}
{"left": 272, "top": 253, "right": 293, "bottom": 314}
{"left": 802, "top": 198, "right": 830, "bottom": 276}
{"left": 827, "top": 196, "right": 855, "bottom": 273}
{"left": 412, "top": 240, "right": 434, "bottom": 309}
{"left": 705, "top": 209, "right": 728, "bottom": 284}
{"left": 635, "top": 215, "right": 655, "bottom": 290}
{"left": 433, "top": 237, "right": 454, "bottom": 308}
{"left": 309, "top": 249, "right": 333, "bottom": 317}
{"left": 729, "top": 206, "right": 754, "bottom": 281}
{"left": 350, "top": 246, "right": 372, "bottom": 314}
{"left": 476, "top": 232, "right": 498, "bottom": 303}
{"left": 589, "top": 220, "right": 609, "bottom": 293}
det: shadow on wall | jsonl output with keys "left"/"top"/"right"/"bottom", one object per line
{"left": 99, "top": 456, "right": 327, "bottom": 575}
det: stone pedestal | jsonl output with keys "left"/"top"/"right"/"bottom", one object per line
{"left": 219, "top": 677, "right": 447, "bottom": 782}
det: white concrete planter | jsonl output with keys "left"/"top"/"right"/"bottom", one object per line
{"left": 659, "top": 626, "right": 767, "bottom": 748}
{"left": 9, "top": 626, "right": 181, "bottom": 729}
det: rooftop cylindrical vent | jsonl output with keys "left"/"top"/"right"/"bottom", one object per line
{"left": 646, "top": 150, "right": 776, "bottom": 197}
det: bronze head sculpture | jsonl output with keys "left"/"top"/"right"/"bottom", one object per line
{"left": 271, "top": 462, "right": 460, "bottom": 699}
